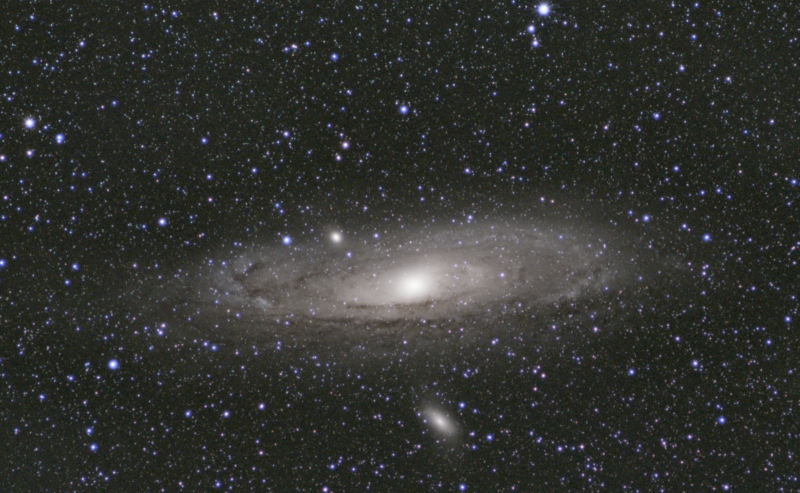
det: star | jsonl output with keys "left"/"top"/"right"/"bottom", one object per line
{"left": 537, "top": 3, "right": 551, "bottom": 16}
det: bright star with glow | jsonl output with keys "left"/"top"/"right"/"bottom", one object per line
{"left": 108, "top": 359, "right": 119, "bottom": 370}
{"left": 537, "top": 2, "right": 551, "bottom": 16}
{"left": 55, "top": 133, "right": 65, "bottom": 144}
{"left": 24, "top": 118, "right": 36, "bottom": 129}
{"left": 330, "top": 232, "right": 342, "bottom": 243}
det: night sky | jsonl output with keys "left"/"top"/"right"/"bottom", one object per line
{"left": 2, "top": 1, "right": 799, "bottom": 491}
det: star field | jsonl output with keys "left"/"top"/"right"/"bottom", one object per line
{"left": 1, "top": 1, "right": 799, "bottom": 491}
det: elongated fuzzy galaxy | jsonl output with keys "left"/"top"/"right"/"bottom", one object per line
{"left": 136, "top": 212, "right": 665, "bottom": 354}
{"left": 208, "top": 221, "right": 623, "bottom": 319}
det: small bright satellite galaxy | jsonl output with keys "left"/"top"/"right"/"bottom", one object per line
{"left": 1, "top": 1, "right": 798, "bottom": 491}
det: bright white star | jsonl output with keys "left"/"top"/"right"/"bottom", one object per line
{"left": 537, "top": 2, "right": 551, "bottom": 16}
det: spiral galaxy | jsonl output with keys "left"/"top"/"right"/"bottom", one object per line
{"left": 212, "top": 223, "right": 619, "bottom": 320}
{"left": 137, "top": 214, "right": 663, "bottom": 355}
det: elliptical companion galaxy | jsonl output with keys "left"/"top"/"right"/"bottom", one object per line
{"left": 137, "top": 214, "right": 662, "bottom": 354}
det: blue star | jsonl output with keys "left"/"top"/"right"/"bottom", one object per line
{"left": 55, "top": 133, "right": 65, "bottom": 144}
{"left": 282, "top": 235, "right": 292, "bottom": 245}
{"left": 108, "top": 359, "right": 119, "bottom": 370}
{"left": 399, "top": 105, "right": 409, "bottom": 115}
